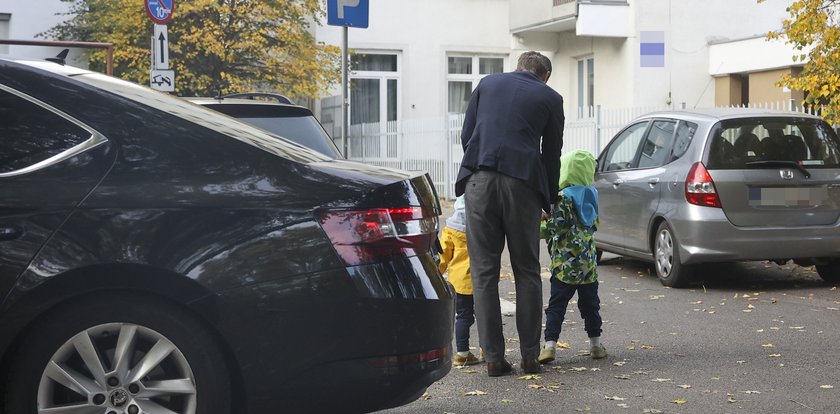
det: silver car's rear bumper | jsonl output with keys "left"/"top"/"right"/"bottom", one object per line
{"left": 669, "top": 205, "right": 840, "bottom": 264}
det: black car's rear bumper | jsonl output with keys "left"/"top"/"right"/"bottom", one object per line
{"left": 192, "top": 254, "right": 454, "bottom": 413}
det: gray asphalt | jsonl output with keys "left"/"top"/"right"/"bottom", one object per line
{"left": 379, "top": 201, "right": 840, "bottom": 414}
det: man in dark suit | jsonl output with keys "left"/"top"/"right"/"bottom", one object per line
{"left": 456, "top": 51, "right": 564, "bottom": 377}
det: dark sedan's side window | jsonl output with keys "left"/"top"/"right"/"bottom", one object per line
{"left": 0, "top": 89, "right": 91, "bottom": 173}
{"left": 601, "top": 121, "right": 648, "bottom": 171}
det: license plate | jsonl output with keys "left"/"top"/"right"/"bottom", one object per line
{"left": 748, "top": 186, "right": 828, "bottom": 207}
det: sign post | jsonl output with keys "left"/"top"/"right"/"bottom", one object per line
{"left": 146, "top": 0, "right": 175, "bottom": 92}
{"left": 327, "top": 0, "right": 369, "bottom": 158}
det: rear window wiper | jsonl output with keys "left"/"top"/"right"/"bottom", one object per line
{"left": 745, "top": 160, "right": 811, "bottom": 179}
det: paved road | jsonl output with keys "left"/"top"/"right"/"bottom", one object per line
{"left": 381, "top": 202, "right": 840, "bottom": 413}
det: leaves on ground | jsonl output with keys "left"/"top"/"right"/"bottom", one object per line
{"left": 672, "top": 398, "right": 687, "bottom": 405}
{"left": 518, "top": 375, "right": 541, "bottom": 380}
{"left": 651, "top": 378, "right": 673, "bottom": 382}
{"left": 501, "top": 399, "right": 514, "bottom": 403}
{"left": 604, "top": 395, "right": 626, "bottom": 401}
{"left": 463, "top": 390, "right": 488, "bottom": 396}
{"left": 677, "top": 384, "right": 692, "bottom": 389}
{"left": 820, "top": 385, "right": 834, "bottom": 389}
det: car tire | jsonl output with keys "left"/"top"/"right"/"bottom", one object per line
{"left": 816, "top": 261, "right": 840, "bottom": 283}
{"left": 4, "top": 295, "right": 231, "bottom": 414}
{"left": 653, "top": 222, "right": 693, "bottom": 288}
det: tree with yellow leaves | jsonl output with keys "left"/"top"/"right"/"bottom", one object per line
{"left": 44, "top": 0, "right": 340, "bottom": 99}
{"left": 765, "top": 0, "right": 840, "bottom": 123}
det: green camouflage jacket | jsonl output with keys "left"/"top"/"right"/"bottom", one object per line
{"left": 542, "top": 194, "right": 599, "bottom": 285}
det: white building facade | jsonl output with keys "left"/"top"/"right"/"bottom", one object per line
{"left": 0, "top": 1, "right": 85, "bottom": 64}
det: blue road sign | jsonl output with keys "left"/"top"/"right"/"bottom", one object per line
{"left": 327, "top": 0, "right": 369, "bottom": 28}
{"left": 146, "top": 0, "right": 174, "bottom": 25}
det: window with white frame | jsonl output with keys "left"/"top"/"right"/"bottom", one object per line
{"left": 577, "top": 56, "right": 595, "bottom": 117}
{"left": 447, "top": 55, "right": 505, "bottom": 114}
{"left": 350, "top": 52, "right": 399, "bottom": 125}
{"left": 0, "top": 14, "right": 10, "bottom": 55}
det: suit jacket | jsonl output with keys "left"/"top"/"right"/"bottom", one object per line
{"left": 455, "top": 70, "right": 564, "bottom": 211}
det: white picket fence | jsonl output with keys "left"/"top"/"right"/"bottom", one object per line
{"left": 337, "top": 101, "right": 822, "bottom": 199}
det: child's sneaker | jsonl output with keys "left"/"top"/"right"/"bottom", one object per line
{"left": 453, "top": 352, "right": 481, "bottom": 366}
{"left": 590, "top": 344, "right": 608, "bottom": 359}
{"left": 538, "top": 346, "right": 555, "bottom": 364}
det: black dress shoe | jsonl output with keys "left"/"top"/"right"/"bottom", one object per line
{"left": 521, "top": 358, "right": 541, "bottom": 374}
{"left": 487, "top": 359, "right": 513, "bottom": 377}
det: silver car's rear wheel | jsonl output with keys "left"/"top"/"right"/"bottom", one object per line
{"left": 816, "top": 261, "right": 840, "bottom": 283}
{"left": 38, "top": 323, "right": 197, "bottom": 414}
{"left": 653, "top": 222, "right": 693, "bottom": 287}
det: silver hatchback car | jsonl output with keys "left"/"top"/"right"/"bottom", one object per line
{"left": 594, "top": 108, "right": 840, "bottom": 287}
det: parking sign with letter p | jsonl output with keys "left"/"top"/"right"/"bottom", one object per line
{"left": 327, "top": 0, "right": 369, "bottom": 28}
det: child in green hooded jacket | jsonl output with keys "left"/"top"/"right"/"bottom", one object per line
{"left": 538, "top": 149, "right": 607, "bottom": 364}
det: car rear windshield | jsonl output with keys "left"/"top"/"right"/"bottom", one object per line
{"left": 205, "top": 104, "right": 342, "bottom": 159}
{"left": 707, "top": 117, "right": 840, "bottom": 169}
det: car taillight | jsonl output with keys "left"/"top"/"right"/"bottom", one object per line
{"left": 685, "top": 162, "right": 721, "bottom": 208}
{"left": 318, "top": 207, "right": 438, "bottom": 265}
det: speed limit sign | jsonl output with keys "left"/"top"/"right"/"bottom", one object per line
{"left": 145, "top": 0, "right": 174, "bottom": 24}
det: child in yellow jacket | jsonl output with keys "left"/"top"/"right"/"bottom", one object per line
{"left": 439, "top": 195, "right": 482, "bottom": 366}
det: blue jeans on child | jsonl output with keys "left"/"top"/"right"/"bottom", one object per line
{"left": 455, "top": 293, "right": 475, "bottom": 352}
{"left": 544, "top": 277, "right": 603, "bottom": 341}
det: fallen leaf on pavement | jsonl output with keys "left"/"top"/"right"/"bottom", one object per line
{"left": 651, "top": 378, "right": 672, "bottom": 382}
{"left": 820, "top": 385, "right": 834, "bottom": 389}
{"left": 678, "top": 384, "right": 692, "bottom": 389}
{"left": 463, "top": 390, "right": 488, "bottom": 396}
{"left": 615, "top": 375, "right": 631, "bottom": 380}
{"left": 727, "top": 394, "right": 737, "bottom": 403}
{"left": 461, "top": 369, "right": 478, "bottom": 374}
{"left": 518, "top": 375, "right": 541, "bottom": 380}
{"left": 570, "top": 367, "right": 589, "bottom": 372}
{"left": 501, "top": 399, "right": 514, "bottom": 403}
{"left": 613, "top": 361, "right": 627, "bottom": 366}
{"left": 604, "top": 395, "right": 626, "bottom": 401}
{"left": 643, "top": 409, "right": 663, "bottom": 414}
{"left": 640, "top": 344, "right": 655, "bottom": 350}
{"left": 575, "top": 406, "right": 591, "bottom": 412}
{"left": 768, "top": 354, "right": 782, "bottom": 358}
{"left": 557, "top": 342, "right": 571, "bottom": 349}
{"left": 762, "top": 343, "right": 774, "bottom": 349}
{"left": 617, "top": 403, "right": 629, "bottom": 408}
{"left": 421, "top": 392, "right": 431, "bottom": 400}
{"left": 672, "top": 398, "right": 687, "bottom": 405}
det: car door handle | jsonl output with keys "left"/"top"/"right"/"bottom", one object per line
{"left": 648, "top": 178, "right": 660, "bottom": 187}
{"left": 0, "top": 226, "right": 22, "bottom": 241}
{"left": 612, "top": 179, "right": 625, "bottom": 188}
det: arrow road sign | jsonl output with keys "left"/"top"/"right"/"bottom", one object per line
{"left": 150, "top": 69, "right": 175, "bottom": 92}
{"left": 153, "top": 24, "right": 169, "bottom": 70}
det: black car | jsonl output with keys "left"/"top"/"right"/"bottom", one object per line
{"left": 187, "top": 93, "right": 343, "bottom": 159}
{"left": 0, "top": 58, "right": 452, "bottom": 413}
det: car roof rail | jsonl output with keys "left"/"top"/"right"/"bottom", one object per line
{"left": 219, "top": 92, "right": 295, "bottom": 105}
